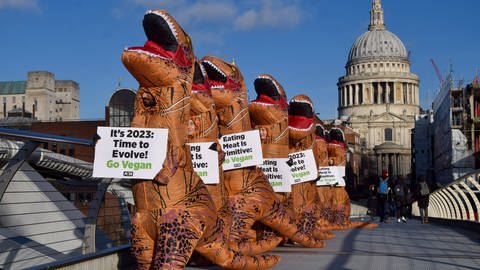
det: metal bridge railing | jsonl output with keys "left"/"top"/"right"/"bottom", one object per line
{"left": 412, "top": 170, "right": 480, "bottom": 222}
{"left": 0, "top": 128, "right": 134, "bottom": 270}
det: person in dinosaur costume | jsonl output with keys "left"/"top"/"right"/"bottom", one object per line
{"left": 287, "top": 95, "right": 335, "bottom": 235}
{"left": 248, "top": 75, "right": 333, "bottom": 241}
{"left": 201, "top": 56, "right": 326, "bottom": 251}
{"left": 188, "top": 60, "right": 282, "bottom": 257}
{"left": 121, "top": 9, "right": 279, "bottom": 270}
{"left": 188, "top": 59, "right": 226, "bottom": 211}
{"left": 314, "top": 124, "right": 337, "bottom": 226}
{"left": 327, "top": 127, "right": 377, "bottom": 229}
{"left": 326, "top": 127, "right": 349, "bottom": 226}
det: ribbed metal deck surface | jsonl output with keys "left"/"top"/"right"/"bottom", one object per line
{"left": 187, "top": 218, "right": 480, "bottom": 270}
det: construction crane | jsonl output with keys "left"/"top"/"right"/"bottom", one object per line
{"left": 430, "top": 58, "right": 444, "bottom": 84}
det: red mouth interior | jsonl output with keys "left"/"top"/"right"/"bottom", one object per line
{"left": 252, "top": 94, "right": 288, "bottom": 110}
{"left": 288, "top": 115, "right": 315, "bottom": 129}
{"left": 209, "top": 78, "right": 241, "bottom": 91}
{"left": 192, "top": 82, "right": 211, "bottom": 94}
{"left": 127, "top": 40, "right": 191, "bottom": 67}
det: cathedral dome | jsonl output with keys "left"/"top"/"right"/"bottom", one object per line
{"left": 347, "top": 0, "right": 408, "bottom": 64}
{"left": 348, "top": 29, "right": 407, "bottom": 63}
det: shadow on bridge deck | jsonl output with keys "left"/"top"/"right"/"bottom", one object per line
{"left": 187, "top": 218, "right": 480, "bottom": 270}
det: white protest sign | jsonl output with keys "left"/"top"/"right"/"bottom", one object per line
{"left": 188, "top": 142, "right": 220, "bottom": 184}
{"left": 289, "top": 149, "right": 318, "bottom": 184}
{"left": 93, "top": 127, "right": 168, "bottom": 179}
{"left": 221, "top": 130, "right": 263, "bottom": 171}
{"left": 317, "top": 166, "right": 346, "bottom": 186}
{"left": 259, "top": 158, "right": 293, "bottom": 192}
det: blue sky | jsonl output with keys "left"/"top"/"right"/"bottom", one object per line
{"left": 0, "top": 0, "right": 479, "bottom": 120}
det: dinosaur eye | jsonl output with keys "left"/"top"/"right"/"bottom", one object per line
{"left": 230, "top": 65, "right": 236, "bottom": 72}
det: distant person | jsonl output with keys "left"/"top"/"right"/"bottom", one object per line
{"left": 387, "top": 186, "right": 396, "bottom": 222}
{"left": 394, "top": 178, "right": 407, "bottom": 223}
{"left": 416, "top": 175, "right": 430, "bottom": 224}
{"left": 377, "top": 170, "right": 390, "bottom": 223}
{"left": 405, "top": 186, "right": 413, "bottom": 219}
{"left": 367, "top": 184, "right": 378, "bottom": 221}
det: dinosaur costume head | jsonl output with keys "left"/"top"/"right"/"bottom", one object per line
{"left": 314, "top": 124, "right": 329, "bottom": 167}
{"left": 122, "top": 9, "right": 194, "bottom": 87}
{"left": 315, "top": 124, "right": 326, "bottom": 141}
{"left": 188, "top": 59, "right": 219, "bottom": 141}
{"left": 288, "top": 94, "right": 316, "bottom": 149}
{"left": 201, "top": 56, "right": 251, "bottom": 134}
{"left": 327, "top": 127, "right": 346, "bottom": 166}
{"left": 123, "top": 9, "right": 194, "bottom": 146}
{"left": 249, "top": 74, "right": 289, "bottom": 158}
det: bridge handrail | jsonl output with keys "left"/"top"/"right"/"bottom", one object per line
{"left": 412, "top": 169, "right": 480, "bottom": 222}
{"left": 0, "top": 129, "right": 133, "bottom": 270}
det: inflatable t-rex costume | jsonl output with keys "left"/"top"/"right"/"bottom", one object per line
{"left": 327, "top": 128, "right": 377, "bottom": 229}
{"left": 188, "top": 60, "right": 280, "bottom": 257}
{"left": 122, "top": 9, "right": 279, "bottom": 269}
{"left": 188, "top": 59, "right": 226, "bottom": 210}
{"left": 249, "top": 75, "right": 332, "bottom": 241}
{"left": 326, "top": 128, "right": 351, "bottom": 226}
{"left": 201, "top": 56, "right": 325, "bottom": 250}
{"left": 314, "top": 124, "right": 336, "bottom": 224}
{"left": 288, "top": 95, "right": 334, "bottom": 235}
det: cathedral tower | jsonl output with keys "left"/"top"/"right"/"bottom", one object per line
{"left": 337, "top": 0, "right": 420, "bottom": 181}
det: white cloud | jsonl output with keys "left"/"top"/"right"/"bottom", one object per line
{"left": 0, "top": 0, "right": 39, "bottom": 11}
{"left": 235, "top": 0, "right": 303, "bottom": 30}
{"left": 176, "top": 1, "right": 236, "bottom": 25}
{"left": 234, "top": 10, "right": 258, "bottom": 31}
{"left": 129, "top": 0, "right": 304, "bottom": 31}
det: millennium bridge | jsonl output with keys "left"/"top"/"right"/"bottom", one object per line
{"left": 0, "top": 128, "right": 479, "bottom": 270}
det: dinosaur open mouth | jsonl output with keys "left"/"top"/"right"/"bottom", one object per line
{"left": 254, "top": 76, "right": 281, "bottom": 101}
{"left": 288, "top": 99, "right": 315, "bottom": 130}
{"left": 201, "top": 60, "right": 240, "bottom": 91}
{"left": 251, "top": 76, "right": 287, "bottom": 109}
{"left": 329, "top": 128, "right": 345, "bottom": 144}
{"left": 125, "top": 10, "right": 191, "bottom": 67}
{"left": 315, "top": 124, "right": 325, "bottom": 139}
{"left": 192, "top": 61, "right": 211, "bottom": 94}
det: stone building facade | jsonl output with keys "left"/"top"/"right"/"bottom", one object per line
{"left": 337, "top": 0, "right": 420, "bottom": 182}
{"left": 0, "top": 71, "right": 80, "bottom": 121}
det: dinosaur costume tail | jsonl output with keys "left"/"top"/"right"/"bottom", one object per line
{"left": 260, "top": 201, "right": 325, "bottom": 248}
{"left": 195, "top": 218, "right": 281, "bottom": 270}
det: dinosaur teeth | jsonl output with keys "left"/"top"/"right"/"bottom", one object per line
{"left": 290, "top": 99, "right": 313, "bottom": 110}
{"left": 255, "top": 75, "right": 282, "bottom": 96}
{"left": 147, "top": 10, "right": 179, "bottom": 43}
{"left": 288, "top": 123, "right": 315, "bottom": 131}
{"left": 126, "top": 48, "right": 170, "bottom": 61}
{"left": 251, "top": 101, "right": 276, "bottom": 106}
{"left": 202, "top": 60, "right": 227, "bottom": 79}
{"left": 211, "top": 84, "right": 225, "bottom": 90}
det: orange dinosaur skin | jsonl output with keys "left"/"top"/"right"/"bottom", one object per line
{"left": 188, "top": 60, "right": 226, "bottom": 211}
{"left": 314, "top": 124, "right": 336, "bottom": 225}
{"left": 202, "top": 57, "right": 325, "bottom": 251}
{"left": 188, "top": 61, "right": 281, "bottom": 256}
{"left": 327, "top": 128, "right": 377, "bottom": 230}
{"left": 249, "top": 75, "right": 332, "bottom": 242}
{"left": 288, "top": 95, "right": 335, "bottom": 235}
{"left": 122, "top": 10, "right": 279, "bottom": 270}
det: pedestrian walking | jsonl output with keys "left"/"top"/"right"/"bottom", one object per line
{"left": 367, "top": 184, "right": 378, "bottom": 221}
{"left": 415, "top": 175, "right": 430, "bottom": 224}
{"left": 377, "top": 170, "right": 390, "bottom": 223}
{"left": 394, "top": 178, "right": 407, "bottom": 223}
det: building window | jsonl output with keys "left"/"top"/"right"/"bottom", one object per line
{"left": 384, "top": 128, "right": 393, "bottom": 141}
{"left": 12, "top": 96, "right": 16, "bottom": 103}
